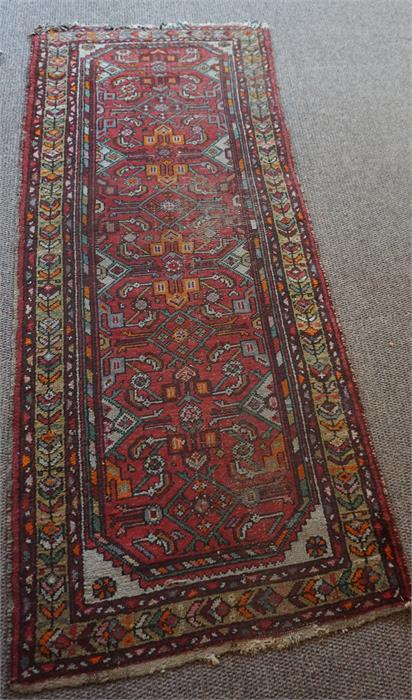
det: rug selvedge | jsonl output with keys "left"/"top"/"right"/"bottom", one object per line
{"left": 10, "top": 23, "right": 410, "bottom": 691}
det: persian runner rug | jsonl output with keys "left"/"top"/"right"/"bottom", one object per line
{"left": 11, "top": 23, "right": 410, "bottom": 692}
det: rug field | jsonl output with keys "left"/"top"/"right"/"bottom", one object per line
{"left": 10, "top": 23, "right": 410, "bottom": 692}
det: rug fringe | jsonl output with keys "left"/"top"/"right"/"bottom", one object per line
{"left": 30, "top": 21, "right": 269, "bottom": 36}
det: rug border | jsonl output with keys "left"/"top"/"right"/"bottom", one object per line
{"left": 262, "top": 28, "right": 411, "bottom": 593}
{"left": 9, "top": 30, "right": 42, "bottom": 689}
{"left": 9, "top": 602, "right": 410, "bottom": 694}
{"left": 8, "top": 22, "right": 411, "bottom": 694}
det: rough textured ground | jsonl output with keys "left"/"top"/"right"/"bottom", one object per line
{"left": 0, "top": 1, "right": 410, "bottom": 698}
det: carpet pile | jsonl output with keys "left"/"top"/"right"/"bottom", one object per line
{"left": 10, "top": 22, "right": 410, "bottom": 692}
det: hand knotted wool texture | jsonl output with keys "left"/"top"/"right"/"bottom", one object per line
{"left": 11, "top": 23, "right": 410, "bottom": 692}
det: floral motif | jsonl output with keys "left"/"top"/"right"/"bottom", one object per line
{"left": 92, "top": 577, "right": 118, "bottom": 600}
{"left": 306, "top": 535, "right": 327, "bottom": 558}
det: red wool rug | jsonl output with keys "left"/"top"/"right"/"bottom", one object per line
{"left": 10, "top": 23, "right": 410, "bottom": 692}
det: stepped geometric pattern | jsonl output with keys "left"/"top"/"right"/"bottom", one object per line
{"left": 11, "top": 23, "right": 409, "bottom": 692}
